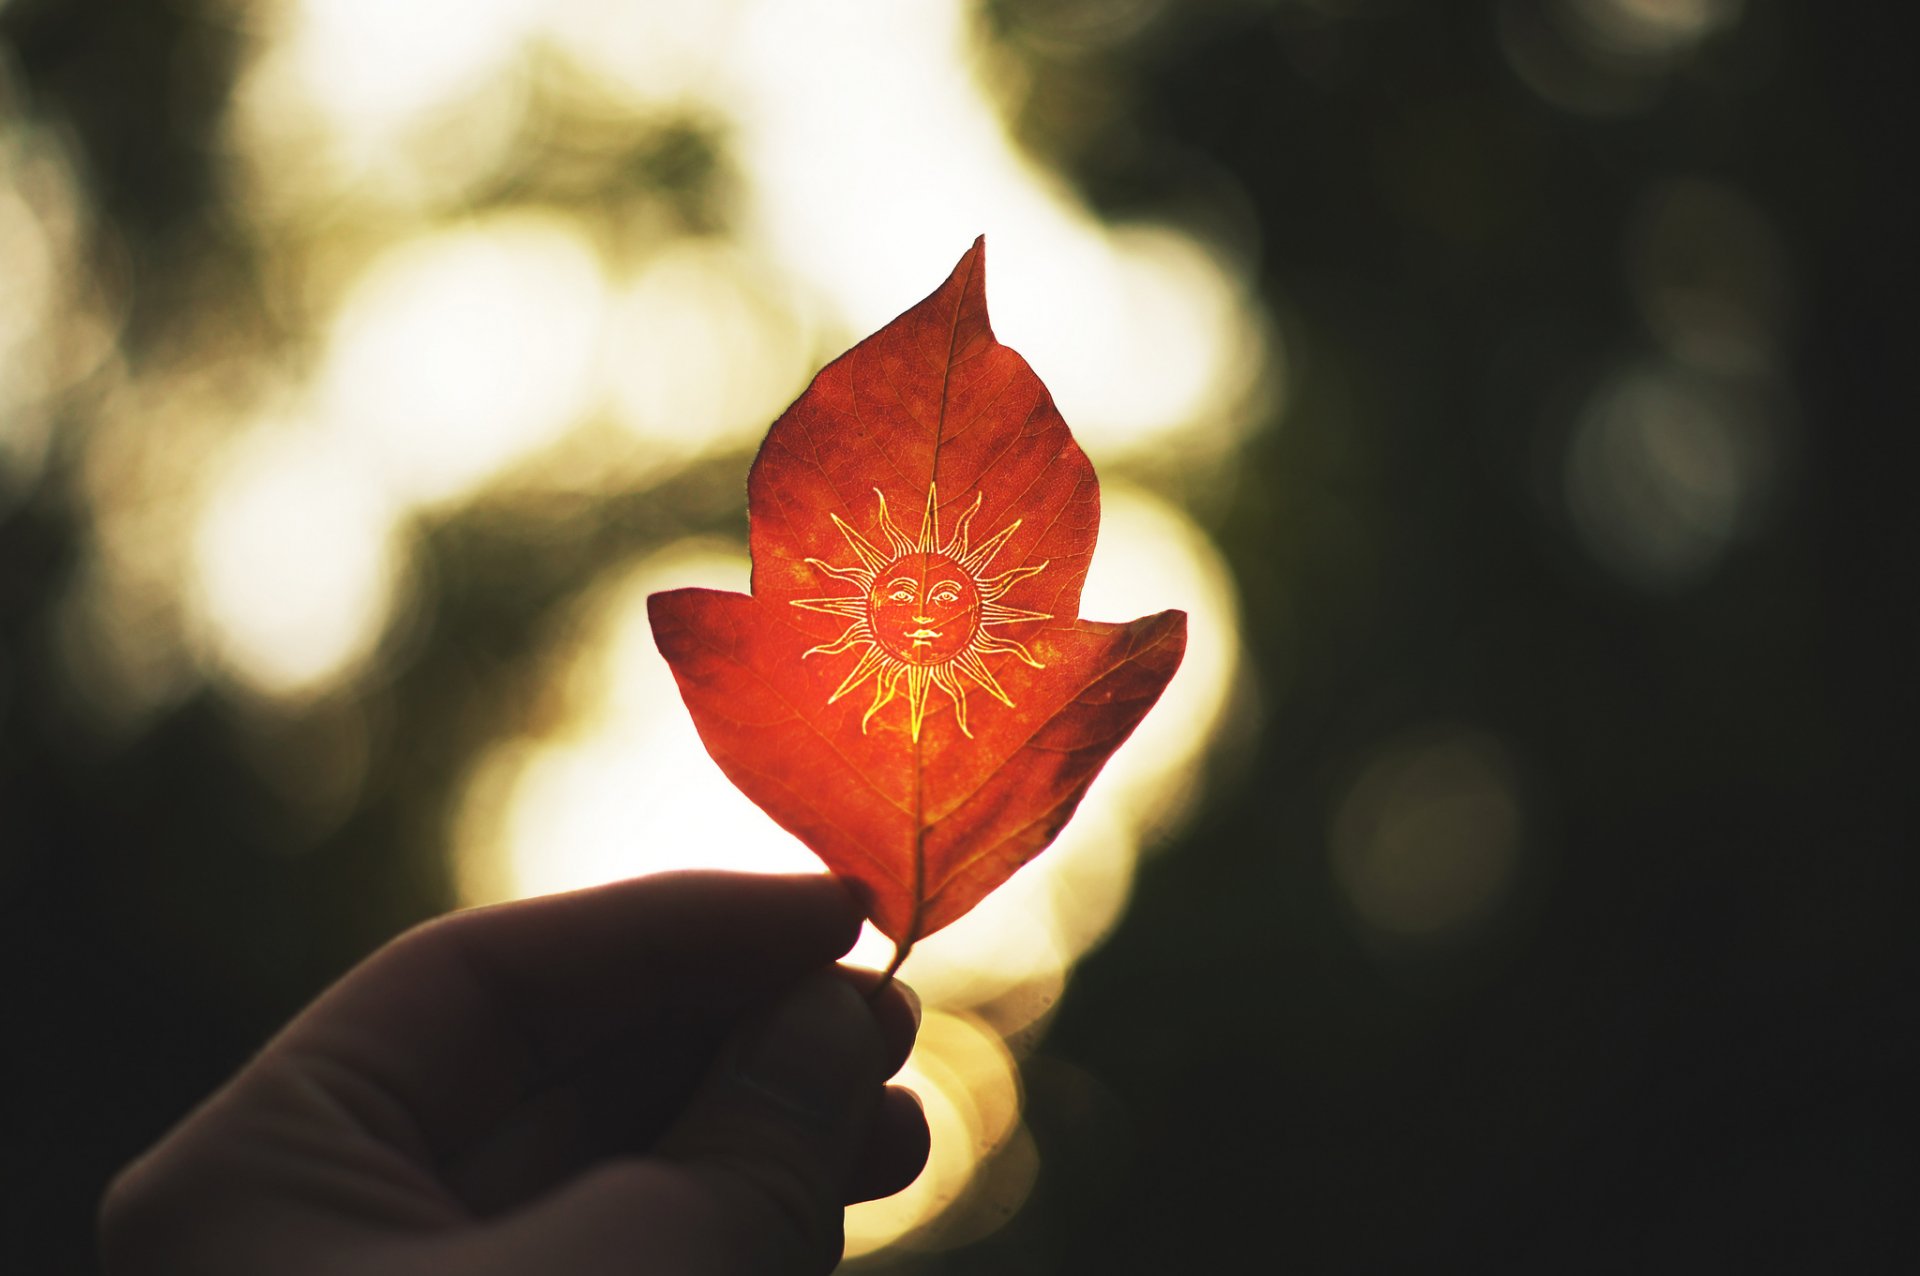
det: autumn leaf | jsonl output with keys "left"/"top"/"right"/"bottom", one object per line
{"left": 649, "top": 237, "right": 1186, "bottom": 973}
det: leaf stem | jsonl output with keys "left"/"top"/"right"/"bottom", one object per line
{"left": 867, "top": 939, "right": 913, "bottom": 1000}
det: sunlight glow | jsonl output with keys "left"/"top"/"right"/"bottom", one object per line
{"left": 1040, "top": 224, "right": 1269, "bottom": 454}
{"left": 284, "top": 0, "right": 540, "bottom": 135}
{"left": 538, "top": 0, "right": 750, "bottom": 111}
{"left": 1078, "top": 482, "right": 1247, "bottom": 827}
{"left": 228, "top": 0, "right": 536, "bottom": 215}
{"left": 188, "top": 424, "right": 404, "bottom": 699}
{"left": 453, "top": 543, "right": 819, "bottom": 906}
{"left": 602, "top": 239, "right": 814, "bottom": 465}
{"left": 317, "top": 215, "right": 605, "bottom": 508}
{"left": 893, "top": 803, "right": 1127, "bottom": 1010}
{"left": 230, "top": 0, "right": 1277, "bottom": 465}
{"left": 728, "top": 0, "right": 1272, "bottom": 459}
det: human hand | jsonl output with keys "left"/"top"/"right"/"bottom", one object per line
{"left": 99, "top": 871, "right": 928, "bottom": 1275}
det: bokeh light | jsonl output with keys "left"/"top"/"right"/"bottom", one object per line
{"left": 1564, "top": 360, "right": 1778, "bottom": 590}
{"left": 1077, "top": 481, "right": 1249, "bottom": 829}
{"left": 188, "top": 422, "right": 406, "bottom": 700}
{"left": 452, "top": 541, "right": 820, "bottom": 908}
{"left": 538, "top": 0, "right": 751, "bottom": 113}
{"left": 1561, "top": 0, "right": 1744, "bottom": 61}
{"left": 1500, "top": 0, "right": 1745, "bottom": 116}
{"left": 1331, "top": 725, "right": 1524, "bottom": 942}
{"left": 316, "top": 214, "right": 606, "bottom": 509}
{"left": 0, "top": 160, "right": 56, "bottom": 497}
{"left": 231, "top": 0, "right": 539, "bottom": 211}
{"left": 725, "top": 0, "right": 1277, "bottom": 458}
{"left": 1627, "top": 177, "right": 1789, "bottom": 375}
{"left": 602, "top": 238, "right": 816, "bottom": 467}
{"left": 0, "top": 100, "right": 119, "bottom": 510}
{"left": 16, "top": 0, "right": 1265, "bottom": 1258}
{"left": 843, "top": 1009, "right": 1025, "bottom": 1257}
{"left": 286, "top": 0, "right": 540, "bottom": 132}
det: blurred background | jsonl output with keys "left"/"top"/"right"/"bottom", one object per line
{"left": 3, "top": 0, "right": 1911, "bottom": 1270}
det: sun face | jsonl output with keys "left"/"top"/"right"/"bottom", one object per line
{"left": 792, "top": 485, "right": 1052, "bottom": 741}
{"left": 867, "top": 552, "right": 983, "bottom": 666}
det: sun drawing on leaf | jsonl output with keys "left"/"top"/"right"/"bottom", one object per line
{"left": 792, "top": 485, "right": 1052, "bottom": 741}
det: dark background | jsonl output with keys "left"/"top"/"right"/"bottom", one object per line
{"left": 3, "top": 1, "right": 1912, "bottom": 1271}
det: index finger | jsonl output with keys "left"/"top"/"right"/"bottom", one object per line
{"left": 267, "top": 871, "right": 865, "bottom": 1162}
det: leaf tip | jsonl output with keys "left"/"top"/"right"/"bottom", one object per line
{"left": 948, "top": 234, "right": 988, "bottom": 289}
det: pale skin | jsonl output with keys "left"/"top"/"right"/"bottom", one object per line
{"left": 98, "top": 872, "right": 929, "bottom": 1276}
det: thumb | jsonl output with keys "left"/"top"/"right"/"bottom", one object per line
{"left": 472, "top": 970, "right": 889, "bottom": 1276}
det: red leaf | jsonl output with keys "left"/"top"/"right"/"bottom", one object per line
{"left": 649, "top": 238, "right": 1186, "bottom": 967}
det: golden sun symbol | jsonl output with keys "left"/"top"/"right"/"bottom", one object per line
{"left": 792, "top": 485, "right": 1053, "bottom": 741}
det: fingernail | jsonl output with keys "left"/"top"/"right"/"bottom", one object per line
{"left": 733, "top": 973, "right": 879, "bottom": 1122}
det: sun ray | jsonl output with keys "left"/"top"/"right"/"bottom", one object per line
{"left": 979, "top": 559, "right": 1049, "bottom": 600}
{"left": 793, "top": 594, "right": 870, "bottom": 620}
{"left": 863, "top": 663, "right": 904, "bottom": 731}
{"left": 803, "top": 556, "right": 874, "bottom": 586}
{"left": 953, "top": 647, "right": 1015, "bottom": 706}
{"left": 946, "top": 491, "right": 984, "bottom": 560}
{"left": 829, "top": 644, "right": 890, "bottom": 705}
{"left": 931, "top": 664, "right": 972, "bottom": 737}
{"left": 916, "top": 483, "right": 941, "bottom": 555}
{"left": 905, "top": 664, "right": 932, "bottom": 739}
{"left": 977, "top": 632, "right": 1045, "bottom": 669}
{"left": 829, "top": 512, "right": 894, "bottom": 574}
{"left": 982, "top": 601, "right": 1052, "bottom": 625}
{"left": 804, "top": 622, "right": 872, "bottom": 657}
{"left": 958, "top": 517, "right": 1022, "bottom": 575}
{"left": 872, "top": 488, "right": 918, "bottom": 558}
